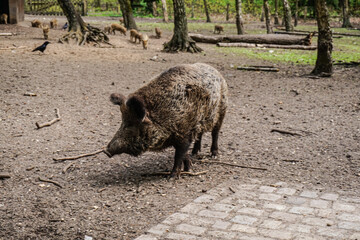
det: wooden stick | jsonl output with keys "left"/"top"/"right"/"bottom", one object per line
{"left": 62, "top": 162, "right": 75, "bottom": 173}
{"left": 38, "top": 177, "right": 63, "bottom": 188}
{"left": 0, "top": 172, "right": 11, "bottom": 179}
{"left": 217, "top": 42, "right": 317, "bottom": 50}
{"left": 0, "top": 33, "right": 13, "bottom": 36}
{"left": 36, "top": 108, "right": 61, "bottom": 129}
{"left": 146, "top": 170, "right": 209, "bottom": 176}
{"left": 199, "top": 160, "right": 267, "bottom": 171}
{"left": 53, "top": 149, "right": 104, "bottom": 162}
{"left": 237, "top": 66, "right": 280, "bottom": 72}
{"left": 271, "top": 129, "right": 302, "bottom": 136}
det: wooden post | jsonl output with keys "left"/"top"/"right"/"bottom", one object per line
{"left": 8, "top": 0, "right": 25, "bottom": 24}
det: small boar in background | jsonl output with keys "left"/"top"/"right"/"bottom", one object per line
{"left": 111, "top": 23, "right": 127, "bottom": 36}
{"left": 42, "top": 25, "right": 50, "bottom": 40}
{"left": 50, "top": 19, "right": 57, "bottom": 29}
{"left": 31, "top": 19, "right": 42, "bottom": 28}
{"left": 141, "top": 34, "right": 148, "bottom": 50}
{"left": 214, "top": 25, "right": 224, "bottom": 34}
{"left": 104, "top": 63, "right": 228, "bottom": 178}
{"left": 104, "top": 25, "right": 112, "bottom": 34}
{"left": 130, "top": 29, "right": 139, "bottom": 42}
{"left": 155, "top": 27, "right": 162, "bottom": 38}
{"left": 0, "top": 13, "right": 8, "bottom": 24}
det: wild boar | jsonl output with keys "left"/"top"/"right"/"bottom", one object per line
{"left": 31, "top": 19, "right": 42, "bottom": 28}
{"left": 50, "top": 19, "right": 58, "bottom": 29}
{"left": 130, "top": 29, "right": 139, "bottom": 43}
{"left": 111, "top": 23, "right": 127, "bottom": 36}
{"left": 141, "top": 34, "right": 148, "bottom": 50}
{"left": 42, "top": 25, "right": 50, "bottom": 40}
{"left": 214, "top": 25, "right": 224, "bottom": 34}
{"left": 104, "top": 63, "right": 228, "bottom": 178}
{"left": 104, "top": 25, "right": 112, "bottom": 34}
{"left": 155, "top": 27, "right": 162, "bottom": 38}
{"left": 0, "top": 13, "right": 8, "bottom": 24}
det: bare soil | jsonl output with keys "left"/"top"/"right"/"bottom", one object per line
{"left": 1, "top": 16, "right": 359, "bottom": 239}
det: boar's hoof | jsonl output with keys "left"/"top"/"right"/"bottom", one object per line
{"left": 104, "top": 150, "right": 113, "bottom": 158}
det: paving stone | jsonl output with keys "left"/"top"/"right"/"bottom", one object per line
{"left": 316, "top": 209, "right": 336, "bottom": 218}
{"left": 193, "top": 194, "right": 218, "bottom": 204}
{"left": 210, "top": 203, "right": 235, "bottom": 213}
{"left": 338, "top": 221, "right": 360, "bottom": 230}
{"left": 259, "top": 186, "right": 277, "bottom": 193}
{"left": 320, "top": 193, "right": 339, "bottom": 201}
{"left": 147, "top": 224, "right": 170, "bottom": 235}
{"left": 259, "top": 193, "right": 282, "bottom": 201}
{"left": 238, "top": 236, "right": 276, "bottom": 240}
{"left": 231, "top": 215, "right": 258, "bottom": 225}
{"left": 197, "top": 209, "right": 228, "bottom": 219}
{"left": 270, "top": 211, "right": 300, "bottom": 222}
{"left": 309, "top": 199, "right": 330, "bottom": 209}
{"left": 349, "top": 232, "right": 360, "bottom": 240}
{"left": 276, "top": 188, "right": 297, "bottom": 195}
{"left": 237, "top": 207, "right": 265, "bottom": 217}
{"left": 230, "top": 224, "right": 257, "bottom": 233}
{"left": 285, "top": 196, "right": 307, "bottom": 205}
{"left": 212, "top": 220, "right": 231, "bottom": 230}
{"left": 302, "top": 217, "right": 334, "bottom": 227}
{"left": 317, "top": 227, "right": 348, "bottom": 238}
{"left": 135, "top": 235, "right": 158, "bottom": 240}
{"left": 300, "top": 190, "right": 318, "bottom": 199}
{"left": 289, "top": 206, "right": 314, "bottom": 215}
{"left": 176, "top": 224, "right": 206, "bottom": 235}
{"left": 165, "top": 233, "right": 199, "bottom": 240}
{"left": 180, "top": 203, "right": 205, "bottom": 214}
{"left": 185, "top": 216, "right": 215, "bottom": 227}
{"left": 337, "top": 213, "right": 360, "bottom": 222}
{"left": 332, "top": 202, "right": 357, "bottom": 212}
{"left": 207, "top": 230, "right": 237, "bottom": 239}
{"left": 287, "top": 224, "right": 312, "bottom": 233}
{"left": 258, "top": 229, "right": 293, "bottom": 240}
{"left": 292, "top": 234, "right": 326, "bottom": 240}
{"left": 263, "top": 203, "right": 287, "bottom": 211}
{"left": 260, "top": 220, "right": 283, "bottom": 229}
{"left": 163, "top": 213, "right": 189, "bottom": 225}
{"left": 237, "top": 199, "right": 257, "bottom": 207}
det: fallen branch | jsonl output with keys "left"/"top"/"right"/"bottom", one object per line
{"left": 0, "top": 33, "right": 13, "bottom": 36}
{"left": 36, "top": 108, "right": 61, "bottom": 129}
{"left": 146, "top": 170, "right": 209, "bottom": 176}
{"left": 271, "top": 129, "right": 302, "bottom": 136}
{"left": 275, "top": 27, "right": 360, "bottom": 37}
{"left": 62, "top": 162, "right": 75, "bottom": 173}
{"left": 0, "top": 172, "right": 11, "bottom": 179}
{"left": 237, "top": 66, "right": 280, "bottom": 72}
{"left": 217, "top": 42, "right": 317, "bottom": 50}
{"left": 53, "top": 149, "right": 104, "bottom": 162}
{"left": 199, "top": 160, "right": 267, "bottom": 171}
{"left": 274, "top": 31, "right": 342, "bottom": 39}
{"left": 38, "top": 177, "right": 63, "bottom": 188}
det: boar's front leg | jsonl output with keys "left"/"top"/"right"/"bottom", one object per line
{"left": 191, "top": 132, "right": 203, "bottom": 156}
{"left": 171, "top": 138, "right": 192, "bottom": 178}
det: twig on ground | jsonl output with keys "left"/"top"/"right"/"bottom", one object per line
{"left": 271, "top": 129, "right": 303, "bottom": 136}
{"left": 198, "top": 160, "right": 267, "bottom": 171}
{"left": 0, "top": 172, "right": 11, "bottom": 179}
{"left": 36, "top": 108, "right": 61, "bottom": 129}
{"left": 146, "top": 170, "right": 209, "bottom": 176}
{"left": 53, "top": 149, "right": 104, "bottom": 162}
{"left": 229, "top": 186, "right": 236, "bottom": 193}
{"left": 38, "top": 177, "right": 63, "bottom": 188}
{"left": 237, "top": 66, "right": 280, "bottom": 72}
{"left": 282, "top": 159, "right": 302, "bottom": 163}
{"left": 62, "top": 162, "right": 75, "bottom": 173}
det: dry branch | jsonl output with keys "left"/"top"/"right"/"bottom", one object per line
{"left": 36, "top": 108, "right": 61, "bottom": 129}
{"left": 0, "top": 172, "right": 11, "bottom": 179}
{"left": 276, "top": 27, "right": 360, "bottom": 37}
{"left": 274, "top": 31, "right": 343, "bottom": 39}
{"left": 146, "top": 170, "right": 209, "bottom": 176}
{"left": 53, "top": 149, "right": 104, "bottom": 162}
{"left": 217, "top": 42, "right": 317, "bottom": 50}
{"left": 0, "top": 33, "right": 13, "bottom": 36}
{"left": 199, "top": 160, "right": 267, "bottom": 171}
{"left": 38, "top": 177, "right": 63, "bottom": 188}
{"left": 63, "top": 162, "right": 75, "bottom": 173}
{"left": 237, "top": 66, "right": 280, "bottom": 72}
{"left": 271, "top": 129, "right": 302, "bottom": 136}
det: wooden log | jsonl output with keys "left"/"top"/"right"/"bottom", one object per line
{"left": 274, "top": 31, "right": 342, "bottom": 38}
{"left": 190, "top": 33, "right": 314, "bottom": 45}
{"left": 275, "top": 27, "right": 360, "bottom": 37}
{"left": 217, "top": 42, "right": 317, "bottom": 50}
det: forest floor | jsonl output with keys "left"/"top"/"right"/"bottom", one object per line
{"left": 0, "top": 15, "right": 359, "bottom": 239}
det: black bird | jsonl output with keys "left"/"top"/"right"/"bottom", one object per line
{"left": 62, "top": 22, "right": 68, "bottom": 30}
{"left": 32, "top": 41, "right": 50, "bottom": 53}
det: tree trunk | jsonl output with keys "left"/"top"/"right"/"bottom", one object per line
{"left": 264, "top": 0, "right": 273, "bottom": 33}
{"left": 152, "top": 1, "right": 158, "bottom": 17}
{"left": 311, "top": 0, "right": 333, "bottom": 76}
{"left": 163, "top": 0, "right": 202, "bottom": 53}
{"left": 260, "top": 6, "right": 265, "bottom": 22}
{"left": 57, "top": 0, "right": 109, "bottom": 45}
{"left": 118, "top": 0, "right": 137, "bottom": 30}
{"left": 283, "top": 0, "right": 294, "bottom": 31}
{"left": 235, "top": 0, "right": 245, "bottom": 34}
{"left": 203, "top": 0, "right": 211, "bottom": 23}
{"left": 274, "top": 0, "right": 280, "bottom": 25}
{"left": 160, "top": 0, "right": 169, "bottom": 22}
{"left": 294, "top": 0, "right": 298, "bottom": 26}
{"left": 189, "top": 33, "right": 313, "bottom": 45}
{"left": 226, "top": 3, "right": 230, "bottom": 21}
{"left": 341, "top": 0, "right": 352, "bottom": 28}
{"left": 304, "top": 6, "right": 307, "bottom": 22}
{"left": 191, "top": 0, "right": 195, "bottom": 18}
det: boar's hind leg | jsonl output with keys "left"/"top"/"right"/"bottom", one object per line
{"left": 191, "top": 132, "right": 203, "bottom": 156}
{"left": 171, "top": 139, "right": 191, "bottom": 178}
{"left": 211, "top": 112, "right": 226, "bottom": 157}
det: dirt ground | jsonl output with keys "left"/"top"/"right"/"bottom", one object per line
{"left": 0, "top": 15, "right": 359, "bottom": 239}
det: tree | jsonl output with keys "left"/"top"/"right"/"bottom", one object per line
{"left": 57, "top": 0, "right": 109, "bottom": 45}
{"left": 282, "top": 0, "right": 294, "bottom": 31}
{"left": 163, "top": 0, "right": 202, "bottom": 53}
{"left": 274, "top": 0, "right": 280, "bottom": 25}
{"left": 235, "top": 0, "right": 245, "bottom": 34}
{"left": 160, "top": 0, "right": 169, "bottom": 22}
{"left": 118, "top": 0, "right": 137, "bottom": 30}
{"left": 203, "top": 0, "right": 211, "bottom": 22}
{"left": 263, "top": 0, "right": 273, "bottom": 33}
{"left": 311, "top": 0, "right": 333, "bottom": 76}
{"left": 294, "top": 0, "right": 299, "bottom": 27}
{"left": 226, "top": 2, "right": 230, "bottom": 21}
{"left": 341, "top": 0, "right": 352, "bottom": 28}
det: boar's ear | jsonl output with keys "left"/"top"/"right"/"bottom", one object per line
{"left": 126, "top": 96, "right": 146, "bottom": 121}
{"left": 110, "top": 93, "right": 126, "bottom": 106}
